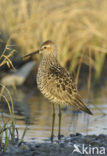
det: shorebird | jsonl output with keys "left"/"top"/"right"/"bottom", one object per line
{"left": 24, "top": 40, "right": 93, "bottom": 141}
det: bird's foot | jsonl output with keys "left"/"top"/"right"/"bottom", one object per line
{"left": 58, "top": 134, "right": 64, "bottom": 139}
{"left": 50, "top": 134, "right": 54, "bottom": 142}
{"left": 58, "top": 134, "right": 61, "bottom": 140}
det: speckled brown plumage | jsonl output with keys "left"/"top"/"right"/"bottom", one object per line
{"left": 35, "top": 40, "right": 92, "bottom": 115}
{"left": 23, "top": 40, "right": 93, "bottom": 141}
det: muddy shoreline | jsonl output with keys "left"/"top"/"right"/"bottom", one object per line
{"left": 1, "top": 134, "right": 107, "bottom": 156}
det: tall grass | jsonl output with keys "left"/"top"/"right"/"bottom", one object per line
{"left": 0, "top": 46, "right": 15, "bottom": 151}
{"left": 0, "top": 0, "right": 107, "bottom": 82}
{"left": 0, "top": 43, "right": 27, "bottom": 152}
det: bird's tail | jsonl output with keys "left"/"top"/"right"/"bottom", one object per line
{"left": 72, "top": 93, "right": 93, "bottom": 115}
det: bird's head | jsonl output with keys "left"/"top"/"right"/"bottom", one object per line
{"left": 23, "top": 40, "right": 57, "bottom": 58}
{"left": 39, "top": 40, "right": 57, "bottom": 56}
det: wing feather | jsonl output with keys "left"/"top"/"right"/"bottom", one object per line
{"left": 45, "top": 64, "right": 92, "bottom": 115}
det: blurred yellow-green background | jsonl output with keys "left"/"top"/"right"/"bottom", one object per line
{"left": 0, "top": 0, "right": 107, "bottom": 84}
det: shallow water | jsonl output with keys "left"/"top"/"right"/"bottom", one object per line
{"left": 0, "top": 87, "right": 107, "bottom": 143}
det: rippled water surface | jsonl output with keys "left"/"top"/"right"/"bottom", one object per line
{"left": 0, "top": 87, "right": 107, "bottom": 142}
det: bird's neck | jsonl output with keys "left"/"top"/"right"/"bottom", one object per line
{"left": 43, "top": 53, "right": 58, "bottom": 65}
{"left": 39, "top": 53, "right": 58, "bottom": 71}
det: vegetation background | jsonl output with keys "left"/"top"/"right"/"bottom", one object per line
{"left": 0, "top": 0, "right": 107, "bottom": 87}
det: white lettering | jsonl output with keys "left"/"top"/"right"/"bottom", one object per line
{"left": 72, "top": 144, "right": 106, "bottom": 155}
{"left": 100, "top": 147, "right": 105, "bottom": 155}
{"left": 82, "top": 145, "right": 88, "bottom": 154}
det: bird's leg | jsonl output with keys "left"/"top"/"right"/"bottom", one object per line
{"left": 58, "top": 105, "right": 62, "bottom": 140}
{"left": 51, "top": 104, "right": 55, "bottom": 142}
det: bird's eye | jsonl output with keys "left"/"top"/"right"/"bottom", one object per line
{"left": 44, "top": 46, "right": 47, "bottom": 49}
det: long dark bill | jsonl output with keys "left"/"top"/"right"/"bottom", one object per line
{"left": 23, "top": 49, "right": 39, "bottom": 58}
